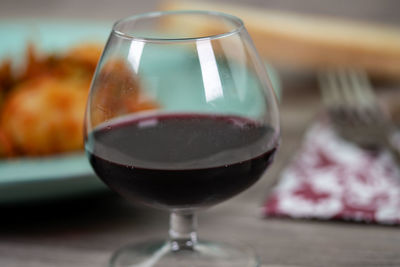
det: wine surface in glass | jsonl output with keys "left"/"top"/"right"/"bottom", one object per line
{"left": 87, "top": 113, "right": 277, "bottom": 209}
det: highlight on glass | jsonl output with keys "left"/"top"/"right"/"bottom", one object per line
{"left": 84, "top": 10, "right": 280, "bottom": 267}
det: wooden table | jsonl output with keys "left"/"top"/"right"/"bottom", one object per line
{"left": 1, "top": 75, "right": 399, "bottom": 267}
{"left": 1, "top": 1, "right": 400, "bottom": 266}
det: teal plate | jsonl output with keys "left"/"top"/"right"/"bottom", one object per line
{"left": 0, "top": 153, "right": 106, "bottom": 203}
{"left": 0, "top": 20, "right": 281, "bottom": 204}
{"left": 0, "top": 20, "right": 111, "bottom": 203}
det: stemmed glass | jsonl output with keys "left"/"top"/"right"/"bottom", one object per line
{"left": 84, "top": 10, "right": 279, "bottom": 267}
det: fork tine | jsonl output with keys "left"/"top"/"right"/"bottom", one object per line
{"left": 348, "top": 69, "right": 377, "bottom": 107}
{"left": 348, "top": 69, "right": 387, "bottom": 124}
{"left": 318, "top": 68, "right": 399, "bottom": 154}
{"left": 337, "top": 69, "right": 369, "bottom": 124}
{"left": 319, "top": 70, "right": 345, "bottom": 109}
{"left": 334, "top": 68, "right": 368, "bottom": 125}
{"left": 318, "top": 70, "right": 349, "bottom": 126}
{"left": 336, "top": 68, "right": 356, "bottom": 106}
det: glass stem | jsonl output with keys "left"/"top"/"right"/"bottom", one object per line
{"left": 169, "top": 212, "right": 198, "bottom": 251}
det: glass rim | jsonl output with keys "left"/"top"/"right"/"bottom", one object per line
{"left": 112, "top": 10, "right": 245, "bottom": 43}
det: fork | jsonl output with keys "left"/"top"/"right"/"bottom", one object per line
{"left": 318, "top": 68, "right": 400, "bottom": 163}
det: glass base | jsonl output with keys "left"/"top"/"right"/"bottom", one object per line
{"left": 110, "top": 240, "right": 260, "bottom": 267}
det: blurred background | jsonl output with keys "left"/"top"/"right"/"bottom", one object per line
{"left": 1, "top": 0, "right": 400, "bottom": 221}
{"left": 1, "top": 0, "right": 400, "bottom": 216}
{"left": 1, "top": 1, "right": 400, "bottom": 266}
{"left": 1, "top": 0, "right": 399, "bottom": 23}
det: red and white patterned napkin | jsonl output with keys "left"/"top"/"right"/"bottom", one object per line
{"left": 264, "top": 119, "right": 400, "bottom": 224}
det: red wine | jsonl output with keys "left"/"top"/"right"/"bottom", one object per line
{"left": 86, "top": 114, "right": 277, "bottom": 209}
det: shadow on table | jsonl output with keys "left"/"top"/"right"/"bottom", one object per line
{"left": 0, "top": 191, "right": 165, "bottom": 236}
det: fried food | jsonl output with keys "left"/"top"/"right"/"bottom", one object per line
{"left": 1, "top": 77, "right": 89, "bottom": 156}
{"left": 0, "top": 43, "right": 159, "bottom": 158}
{"left": 66, "top": 43, "right": 103, "bottom": 70}
{"left": 0, "top": 59, "right": 15, "bottom": 108}
{"left": 0, "top": 43, "right": 99, "bottom": 157}
{"left": 0, "top": 127, "right": 14, "bottom": 157}
{"left": 21, "top": 43, "right": 100, "bottom": 83}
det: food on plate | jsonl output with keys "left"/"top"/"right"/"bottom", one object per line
{"left": 0, "top": 127, "right": 14, "bottom": 157}
{"left": 1, "top": 77, "right": 90, "bottom": 156}
{"left": 0, "top": 43, "right": 100, "bottom": 157}
{"left": 0, "top": 43, "right": 158, "bottom": 158}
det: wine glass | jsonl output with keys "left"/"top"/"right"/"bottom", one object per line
{"left": 84, "top": 10, "right": 280, "bottom": 267}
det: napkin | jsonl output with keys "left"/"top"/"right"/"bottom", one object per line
{"left": 264, "top": 119, "right": 400, "bottom": 224}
